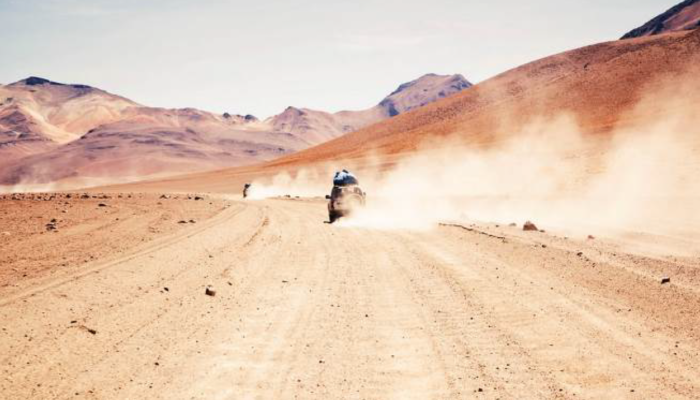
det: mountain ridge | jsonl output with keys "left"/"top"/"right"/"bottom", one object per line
{"left": 622, "top": 0, "right": 700, "bottom": 39}
{"left": 0, "top": 73, "right": 471, "bottom": 186}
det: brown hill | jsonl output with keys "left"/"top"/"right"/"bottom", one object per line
{"left": 622, "top": 0, "right": 700, "bottom": 39}
{"left": 0, "top": 74, "right": 470, "bottom": 188}
{"left": 116, "top": 29, "right": 700, "bottom": 194}
{"left": 262, "top": 29, "right": 700, "bottom": 169}
{"left": 0, "top": 77, "right": 137, "bottom": 167}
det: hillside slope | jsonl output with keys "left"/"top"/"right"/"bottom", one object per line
{"left": 268, "top": 29, "right": 700, "bottom": 167}
{"left": 114, "top": 29, "right": 700, "bottom": 194}
{"left": 0, "top": 74, "right": 470, "bottom": 187}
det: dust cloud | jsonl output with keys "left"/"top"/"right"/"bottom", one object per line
{"left": 249, "top": 70, "right": 700, "bottom": 238}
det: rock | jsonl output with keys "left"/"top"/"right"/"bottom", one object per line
{"left": 188, "top": 219, "right": 196, "bottom": 223}
{"left": 98, "top": 203, "right": 107, "bottom": 207}
{"left": 508, "top": 222, "right": 517, "bottom": 227}
{"left": 205, "top": 286, "right": 216, "bottom": 296}
{"left": 523, "top": 221, "right": 538, "bottom": 231}
{"left": 576, "top": 251, "right": 583, "bottom": 257}
{"left": 194, "top": 196, "right": 203, "bottom": 201}
{"left": 661, "top": 276, "right": 671, "bottom": 284}
{"left": 177, "top": 220, "right": 187, "bottom": 224}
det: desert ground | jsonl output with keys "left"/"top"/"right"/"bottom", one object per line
{"left": 3, "top": 4, "right": 700, "bottom": 398}
{"left": 2, "top": 192, "right": 700, "bottom": 399}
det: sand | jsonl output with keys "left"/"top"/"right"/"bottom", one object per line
{"left": 1, "top": 196, "right": 700, "bottom": 398}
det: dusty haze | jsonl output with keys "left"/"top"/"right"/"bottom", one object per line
{"left": 247, "top": 63, "right": 700, "bottom": 251}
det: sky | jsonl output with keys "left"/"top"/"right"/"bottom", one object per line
{"left": 0, "top": 0, "right": 680, "bottom": 118}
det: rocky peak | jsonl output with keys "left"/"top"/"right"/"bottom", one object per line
{"left": 621, "top": 0, "right": 700, "bottom": 39}
{"left": 11, "top": 76, "right": 94, "bottom": 90}
{"left": 378, "top": 73, "right": 472, "bottom": 116}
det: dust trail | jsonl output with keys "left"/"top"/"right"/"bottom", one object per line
{"left": 249, "top": 67, "right": 700, "bottom": 241}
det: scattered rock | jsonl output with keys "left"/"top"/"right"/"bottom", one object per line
{"left": 194, "top": 196, "right": 203, "bottom": 201}
{"left": 188, "top": 219, "right": 196, "bottom": 224}
{"left": 178, "top": 220, "right": 187, "bottom": 224}
{"left": 523, "top": 221, "right": 538, "bottom": 231}
{"left": 205, "top": 286, "right": 216, "bottom": 296}
{"left": 508, "top": 222, "right": 517, "bottom": 227}
{"left": 661, "top": 276, "right": 671, "bottom": 284}
{"left": 78, "top": 325, "right": 97, "bottom": 335}
{"left": 98, "top": 203, "right": 107, "bottom": 207}
{"left": 576, "top": 251, "right": 583, "bottom": 257}
{"left": 587, "top": 235, "right": 595, "bottom": 240}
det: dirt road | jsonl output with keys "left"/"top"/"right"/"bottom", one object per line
{"left": 2, "top": 197, "right": 700, "bottom": 399}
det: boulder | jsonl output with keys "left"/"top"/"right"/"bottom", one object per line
{"left": 523, "top": 221, "right": 538, "bottom": 231}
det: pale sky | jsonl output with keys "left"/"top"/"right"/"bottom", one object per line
{"left": 0, "top": 0, "right": 679, "bottom": 118}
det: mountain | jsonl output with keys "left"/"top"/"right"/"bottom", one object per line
{"left": 621, "top": 0, "right": 700, "bottom": 39}
{"left": 263, "top": 74, "right": 471, "bottom": 145}
{"left": 267, "top": 30, "right": 700, "bottom": 166}
{"left": 0, "top": 77, "right": 306, "bottom": 186}
{"left": 116, "top": 29, "right": 700, "bottom": 194}
{"left": 0, "top": 73, "right": 470, "bottom": 187}
{"left": 0, "top": 77, "right": 137, "bottom": 166}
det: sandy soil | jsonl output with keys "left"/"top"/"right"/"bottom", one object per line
{"left": 2, "top": 196, "right": 700, "bottom": 399}
{"left": 0, "top": 192, "right": 229, "bottom": 293}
